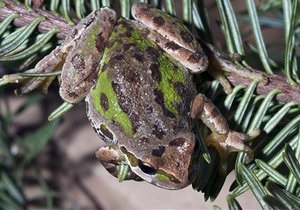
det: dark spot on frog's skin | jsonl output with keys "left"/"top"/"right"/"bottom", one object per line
{"left": 112, "top": 82, "right": 133, "bottom": 114}
{"left": 118, "top": 20, "right": 133, "bottom": 38}
{"left": 180, "top": 31, "right": 193, "bottom": 43}
{"left": 152, "top": 121, "right": 166, "bottom": 139}
{"left": 100, "top": 124, "right": 114, "bottom": 141}
{"left": 100, "top": 93, "right": 109, "bottom": 111}
{"left": 130, "top": 112, "right": 140, "bottom": 133}
{"left": 108, "top": 16, "right": 116, "bottom": 24}
{"left": 123, "top": 43, "right": 135, "bottom": 51}
{"left": 153, "top": 89, "right": 176, "bottom": 118}
{"left": 145, "top": 105, "right": 153, "bottom": 115}
{"left": 111, "top": 81, "right": 121, "bottom": 93}
{"left": 165, "top": 41, "right": 181, "bottom": 51}
{"left": 66, "top": 90, "right": 79, "bottom": 99}
{"left": 139, "top": 137, "right": 150, "bottom": 144}
{"left": 153, "top": 16, "right": 165, "bottom": 27}
{"left": 95, "top": 32, "right": 106, "bottom": 52}
{"left": 174, "top": 82, "right": 185, "bottom": 95}
{"left": 152, "top": 146, "right": 166, "bottom": 157}
{"left": 106, "top": 40, "right": 114, "bottom": 49}
{"left": 71, "top": 54, "right": 85, "bottom": 71}
{"left": 134, "top": 52, "right": 144, "bottom": 62}
{"left": 123, "top": 66, "right": 140, "bottom": 83}
{"left": 187, "top": 52, "right": 202, "bottom": 63}
{"left": 112, "top": 54, "right": 125, "bottom": 61}
{"left": 146, "top": 46, "right": 160, "bottom": 60}
{"left": 169, "top": 137, "right": 186, "bottom": 147}
{"left": 124, "top": 30, "right": 132, "bottom": 38}
{"left": 101, "top": 63, "right": 108, "bottom": 72}
{"left": 141, "top": 28, "right": 151, "bottom": 37}
{"left": 106, "top": 54, "right": 126, "bottom": 70}
{"left": 173, "top": 65, "right": 179, "bottom": 72}
{"left": 150, "top": 63, "right": 161, "bottom": 82}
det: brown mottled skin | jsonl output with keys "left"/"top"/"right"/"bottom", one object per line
{"left": 10, "top": 2, "right": 254, "bottom": 190}
{"left": 86, "top": 17, "right": 198, "bottom": 189}
{"left": 85, "top": 3, "right": 253, "bottom": 189}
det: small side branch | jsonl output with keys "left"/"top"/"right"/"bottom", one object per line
{"left": 228, "top": 72, "right": 300, "bottom": 104}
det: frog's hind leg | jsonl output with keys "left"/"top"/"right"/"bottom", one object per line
{"left": 200, "top": 41, "right": 267, "bottom": 94}
{"left": 3, "top": 8, "right": 117, "bottom": 104}
{"left": 190, "top": 93, "right": 253, "bottom": 174}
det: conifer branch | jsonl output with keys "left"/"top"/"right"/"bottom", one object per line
{"left": 228, "top": 72, "right": 300, "bottom": 104}
{"left": 0, "top": 0, "right": 299, "bottom": 105}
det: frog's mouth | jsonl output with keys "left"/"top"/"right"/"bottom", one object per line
{"left": 120, "top": 146, "right": 190, "bottom": 190}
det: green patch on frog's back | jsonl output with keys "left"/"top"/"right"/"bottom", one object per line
{"left": 157, "top": 53, "right": 188, "bottom": 118}
{"left": 90, "top": 17, "right": 190, "bottom": 137}
{"left": 90, "top": 70, "right": 133, "bottom": 136}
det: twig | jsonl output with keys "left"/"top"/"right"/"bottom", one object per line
{"left": 0, "top": 0, "right": 299, "bottom": 105}
{"left": 228, "top": 72, "right": 300, "bottom": 104}
{"left": 0, "top": 0, "right": 71, "bottom": 39}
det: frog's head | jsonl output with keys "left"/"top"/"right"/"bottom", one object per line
{"left": 96, "top": 131, "right": 196, "bottom": 190}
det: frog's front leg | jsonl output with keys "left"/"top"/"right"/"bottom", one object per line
{"left": 59, "top": 8, "right": 117, "bottom": 103}
{"left": 190, "top": 93, "right": 253, "bottom": 174}
{"left": 4, "top": 8, "right": 117, "bottom": 103}
{"left": 2, "top": 42, "right": 66, "bottom": 94}
{"left": 132, "top": 3, "right": 208, "bottom": 74}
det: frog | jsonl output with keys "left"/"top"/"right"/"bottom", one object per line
{"left": 2, "top": 3, "right": 260, "bottom": 189}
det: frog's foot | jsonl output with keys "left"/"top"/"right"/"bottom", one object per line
{"left": 200, "top": 41, "right": 268, "bottom": 94}
{"left": 95, "top": 145, "right": 143, "bottom": 182}
{"left": 191, "top": 93, "right": 253, "bottom": 174}
{"left": 205, "top": 131, "right": 253, "bottom": 174}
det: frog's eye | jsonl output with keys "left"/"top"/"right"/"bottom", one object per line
{"left": 99, "top": 124, "right": 114, "bottom": 140}
{"left": 138, "top": 161, "right": 156, "bottom": 175}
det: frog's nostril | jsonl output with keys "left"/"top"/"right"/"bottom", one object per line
{"left": 151, "top": 146, "right": 166, "bottom": 157}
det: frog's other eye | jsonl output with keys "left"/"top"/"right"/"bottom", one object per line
{"left": 138, "top": 161, "right": 156, "bottom": 175}
{"left": 99, "top": 124, "right": 114, "bottom": 140}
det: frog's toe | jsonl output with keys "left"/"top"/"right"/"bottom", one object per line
{"left": 205, "top": 131, "right": 253, "bottom": 174}
{"left": 1, "top": 72, "right": 55, "bottom": 95}
{"left": 208, "top": 68, "right": 233, "bottom": 94}
{"left": 225, "top": 131, "right": 253, "bottom": 163}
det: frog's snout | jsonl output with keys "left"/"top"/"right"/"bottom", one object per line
{"left": 136, "top": 131, "right": 196, "bottom": 190}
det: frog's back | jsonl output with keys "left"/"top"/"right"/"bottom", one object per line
{"left": 86, "top": 18, "right": 196, "bottom": 146}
